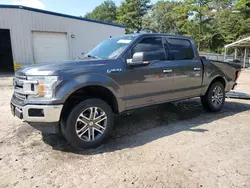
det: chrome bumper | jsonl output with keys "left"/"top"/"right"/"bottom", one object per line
{"left": 11, "top": 103, "right": 63, "bottom": 123}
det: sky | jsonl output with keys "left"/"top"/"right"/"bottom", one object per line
{"left": 0, "top": 0, "right": 159, "bottom": 17}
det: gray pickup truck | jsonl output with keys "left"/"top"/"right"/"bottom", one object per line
{"left": 11, "top": 33, "right": 241, "bottom": 149}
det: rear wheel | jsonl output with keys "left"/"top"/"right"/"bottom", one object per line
{"left": 201, "top": 81, "right": 225, "bottom": 112}
{"left": 63, "top": 99, "right": 114, "bottom": 149}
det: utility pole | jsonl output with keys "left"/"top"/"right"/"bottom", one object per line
{"left": 198, "top": 0, "right": 202, "bottom": 51}
{"left": 244, "top": 47, "right": 247, "bottom": 68}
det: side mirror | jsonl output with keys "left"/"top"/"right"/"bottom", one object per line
{"left": 127, "top": 52, "right": 150, "bottom": 67}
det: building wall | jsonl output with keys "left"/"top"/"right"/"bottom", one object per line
{"left": 0, "top": 8, "right": 125, "bottom": 65}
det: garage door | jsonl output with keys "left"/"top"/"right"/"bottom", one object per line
{"left": 32, "top": 32, "right": 69, "bottom": 63}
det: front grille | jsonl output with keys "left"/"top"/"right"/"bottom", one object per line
{"left": 14, "top": 92, "right": 26, "bottom": 101}
{"left": 13, "top": 72, "right": 38, "bottom": 101}
{"left": 13, "top": 72, "right": 27, "bottom": 101}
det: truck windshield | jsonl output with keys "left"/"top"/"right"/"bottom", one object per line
{"left": 85, "top": 36, "right": 136, "bottom": 60}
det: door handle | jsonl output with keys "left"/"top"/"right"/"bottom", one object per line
{"left": 194, "top": 68, "right": 201, "bottom": 71}
{"left": 163, "top": 69, "right": 172, "bottom": 73}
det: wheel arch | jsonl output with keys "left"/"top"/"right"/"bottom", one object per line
{"left": 203, "top": 76, "right": 226, "bottom": 96}
{"left": 210, "top": 76, "right": 226, "bottom": 88}
{"left": 60, "top": 85, "right": 120, "bottom": 125}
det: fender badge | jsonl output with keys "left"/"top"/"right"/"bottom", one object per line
{"left": 107, "top": 69, "right": 122, "bottom": 73}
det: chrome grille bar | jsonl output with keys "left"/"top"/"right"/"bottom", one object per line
{"left": 15, "top": 74, "right": 27, "bottom": 80}
{"left": 14, "top": 92, "right": 26, "bottom": 100}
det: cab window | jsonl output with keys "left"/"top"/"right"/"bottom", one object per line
{"left": 166, "top": 38, "right": 194, "bottom": 60}
{"left": 130, "top": 37, "right": 166, "bottom": 61}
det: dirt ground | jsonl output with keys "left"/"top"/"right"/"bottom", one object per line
{"left": 0, "top": 71, "right": 250, "bottom": 188}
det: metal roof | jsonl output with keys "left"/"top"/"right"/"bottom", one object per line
{"left": 0, "top": 4, "right": 126, "bottom": 28}
{"left": 225, "top": 37, "right": 250, "bottom": 48}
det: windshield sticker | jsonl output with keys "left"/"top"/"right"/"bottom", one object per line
{"left": 117, "top": 39, "right": 132, "bottom": 44}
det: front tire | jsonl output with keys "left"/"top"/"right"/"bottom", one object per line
{"left": 201, "top": 81, "right": 225, "bottom": 112}
{"left": 63, "top": 99, "right": 114, "bottom": 149}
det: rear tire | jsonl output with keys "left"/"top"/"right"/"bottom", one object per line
{"left": 63, "top": 99, "right": 114, "bottom": 149}
{"left": 201, "top": 81, "right": 225, "bottom": 112}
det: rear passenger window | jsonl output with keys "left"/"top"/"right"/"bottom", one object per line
{"left": 167, "top": 38, "right": 194, "bottom": 60}
{"left": 131, "top": 37, "right": 166, "bottom": 61}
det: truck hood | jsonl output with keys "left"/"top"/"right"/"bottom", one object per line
{"left": 18, "top": 59, "right": 107, "bottom": 76}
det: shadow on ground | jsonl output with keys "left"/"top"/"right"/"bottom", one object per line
{"left": 226, "top": 91, "right": 250, "bottom": 100}
{"left": 42, "top": 98, "right": 250, "bottom": 155}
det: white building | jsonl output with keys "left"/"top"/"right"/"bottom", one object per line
{"left": 0, "top": 5, "right": 125, "bottom": 72}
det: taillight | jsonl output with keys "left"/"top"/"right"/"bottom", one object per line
{"left": 235, "top": 71, "right": 241, "bottom": 81}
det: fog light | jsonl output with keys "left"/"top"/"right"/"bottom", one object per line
{"left": 28, "top": 109, "right": 44, "bottom": 117}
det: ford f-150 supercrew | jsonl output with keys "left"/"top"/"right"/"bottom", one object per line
{"left": 11, "top": 33, "right": 241, "bottom": 149}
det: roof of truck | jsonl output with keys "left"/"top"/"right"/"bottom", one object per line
{"left": 126, "top": 33, "right": 192, "bottom": 40}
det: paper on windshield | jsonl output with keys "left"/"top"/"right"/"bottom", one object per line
{"left": 117, "top": 39, "right": 132, "bottom": 44}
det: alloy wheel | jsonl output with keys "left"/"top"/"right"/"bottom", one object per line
{"left": 212, "top": 86, "right": 224, "bottom": 108}
{"left": 75, "top": 107, "right": 107, "bottom": 142}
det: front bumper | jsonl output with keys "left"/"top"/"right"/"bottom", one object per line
{"left": 11, "top": 103, "right": 63, "bottom": 123}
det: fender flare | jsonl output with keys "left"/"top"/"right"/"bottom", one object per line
{"left": 55, "top": 74, "right": 121, "bottom": 104}
{"left": 202, "top": 70, "right": 227, "bottom": 95}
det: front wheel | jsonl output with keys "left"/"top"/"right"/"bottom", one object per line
{"left": 63, "top": 99, "right": 114, "bottom": 149}
{"left": 201, "top": 81, "right": 225, "bottom": 112}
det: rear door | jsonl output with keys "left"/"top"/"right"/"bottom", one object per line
{"left": 164, "top": 37, "right": 203, "bottom": 99}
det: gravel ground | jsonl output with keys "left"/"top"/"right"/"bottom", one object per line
{"left": 0, "top": 71, "right": 250, "bottom": 188}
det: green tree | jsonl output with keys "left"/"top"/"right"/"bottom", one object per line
{"left": 84, "top": 0, "right": 250, "bottom": 53}
{"left": 117, "top": 0, "right": 152, "bottom": 33}
{"left": 142, "top": 1, "right": 181, "bottom": 34}
{"left": 179, "top": 0, "right": 212, "bottom": 50}
{"left": 215, "top": 9, "right": 250, "bottom": 40}
{"left": 235, "top": 0, "right": 250, "bottom": 18}
{"left": 84, "top": 0, "right": 117, "bottom": 23}
{"left": 173, "top": 0, "right": 240, "bottom": 52}
{"left": 209, "top": 0, "right": 235, "bottom": 10}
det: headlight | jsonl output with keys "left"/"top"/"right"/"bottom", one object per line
{"left": 27, "top": 76, "right": 59, "bottom": 100}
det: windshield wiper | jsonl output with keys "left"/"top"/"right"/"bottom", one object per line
{"left": 84, "top": 54, "right": 100, "bottom": 59}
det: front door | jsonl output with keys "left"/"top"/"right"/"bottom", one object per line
{"left": 123, "top": 36, "right": 174, "bottom": 109}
